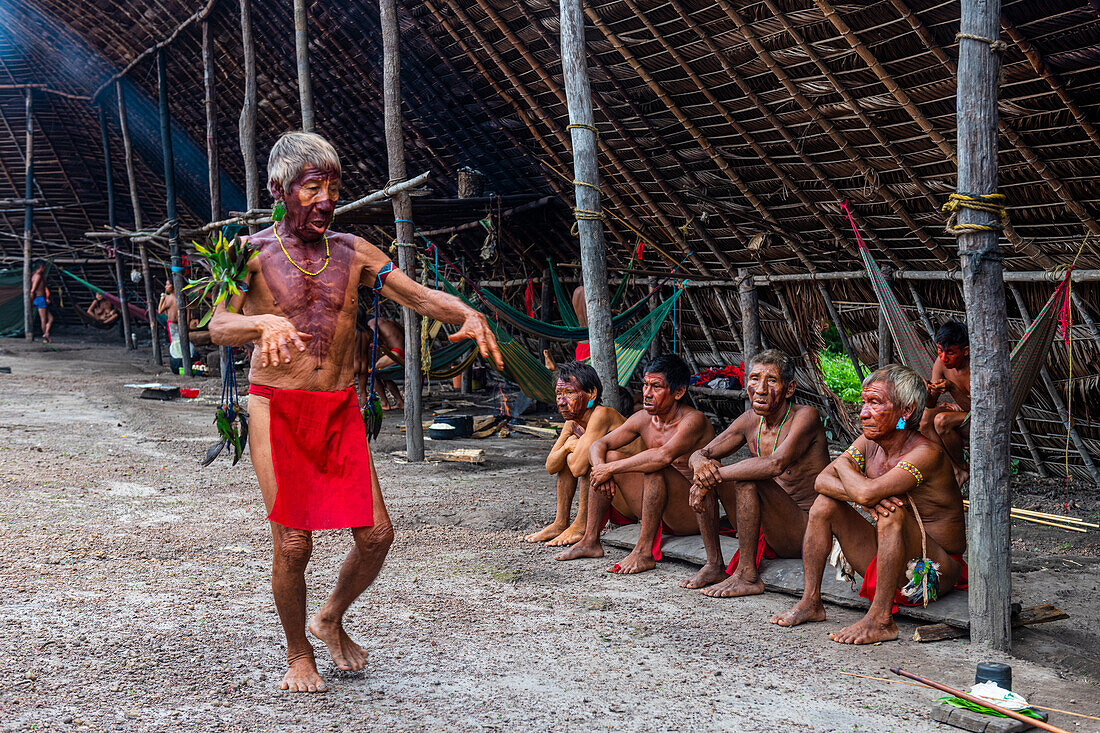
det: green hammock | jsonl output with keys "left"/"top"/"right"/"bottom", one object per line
{"left": 57, "top": 266, "right": 168, "bottom": 326}
{"left": 476, "top": 285, "right": 650, "bottom": 342}
{"left": 548, "top": 259, "right": 579, "bottom": 328}
{"left": 852, "top": 220, "right": 1072, "bottom": 420}
{"left": 376, "top": 339, "right": 477, "bottom": 381}
{"left": 436, "top": 269, "right": 682, "bottom": 402}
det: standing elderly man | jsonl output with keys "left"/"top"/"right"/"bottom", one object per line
{"left": 210, "top": 132, "right": 502, "bottom": 692}
{"left": 769, "top": 364, "right": 966, "bottom": 645}
{"left": 681, "top": 350, "right": 829, "bottom": 596}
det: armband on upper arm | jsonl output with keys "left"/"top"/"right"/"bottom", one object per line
{"left": 844, "top": 446, "right": 866, "bottom": 472}
{"left": 372, "top": 261, "right": 398, "bottom": 291}
{"left": 896, "top": 460, "right": 924, "bottom": 486}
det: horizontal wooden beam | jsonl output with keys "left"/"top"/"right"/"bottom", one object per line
{"left": 755, "top": 270, "right": 1100, "bottom": 284}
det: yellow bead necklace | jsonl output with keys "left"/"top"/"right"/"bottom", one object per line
{"left": 273, "top": 223, "right": 330, "bottom": 276}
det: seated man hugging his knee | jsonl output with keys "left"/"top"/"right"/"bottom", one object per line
{"left": 556, "top": 354, "right": 713, "bottom": 574}
{"left": 770, "top": 364, "right": 966, "bottom": 645}
{"left": 681, "top": 349, "right": 829, "bottom": 597}
{"left": 526, "top": 361, "right": 636, "bottom": 546}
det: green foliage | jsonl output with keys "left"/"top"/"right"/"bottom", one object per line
{"left": 819, "top": 350, "right": 864, "bottom": 403}
{"left": 185, "top": 232, "right": 252, "bottom": 328}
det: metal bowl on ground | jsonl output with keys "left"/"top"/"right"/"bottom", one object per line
{"left": 427, "top": 423, "right": 457, "bottom": 440}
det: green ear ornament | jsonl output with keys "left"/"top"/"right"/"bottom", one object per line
{"left": 272, "top": 199, "right": 286, "bottom": 222}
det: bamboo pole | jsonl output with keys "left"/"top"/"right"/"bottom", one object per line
{"left": 98, "top": 105, "right": 133, "bottom": 348}
{"left": 560, "top": 0, "right": 618, "bottom": 413}
{"left": 239, "top": 0, "right": 260, "bottom": 227}
{"left": 1016, "top": 415, "right": 1050, "bottom": 479}
{"left": 905, "top": 281, "right": 936, "bottom": 337}
{"left": 379, "top": 0, "right": 423, "bottom": 462}
{"left": 117, "top": 81, "right": 161, "bottom": 364}
{"left": 957, "top": 0, "right": 1012, "bottom": 651}
{"left": 1008, "top": 285, "right": 1100, "bottom": 486}
{"left": 22, "top": 89, "right": 33, "bottom": 341}
{"left": 293, "top": 0, "right": 315, "bottom": 132}
{"left": 157, "top": 48, "right": 192, "bottom": 377}
{"left": 747, "top": 269, "right": 1100, "bottom": 284}
{"left": 739, "top": 268, "right": 761, "bottom": 412}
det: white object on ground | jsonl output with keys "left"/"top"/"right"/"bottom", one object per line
{"left": 968, "top": 681, "right": 1031, "bottom": 711}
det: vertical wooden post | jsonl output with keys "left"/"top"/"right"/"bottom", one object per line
{"left": 158, "top": 48, "right": 193, "bottom": 376}
{"left": 293, "top": 0, "right": 315, "bottom": 131}
{"left": 739, "top": 268, "right": 761, "bottom": 411}
{"left": 958, "top": 0, "right": 1011, "bottom": 651}
{"left": 98, "top": 105, "right": 134, "bottom": 348}
{"left": 380, "top": 0, "right": 424, "bottom": 461}
{"left": 117, "top": 81, "right": 161, "bottom": 364}
{"left": 560, "top": 0, "right": 619, "bottom": 412}
{"left": 203, "top": 20, "right": 222, "bottom": 222}
{"left": 239, "top": 0, "right": 261, "bottom": 223}
{"left": 22, "top": 89, "right": 33, "bottom": 341}
{"left": 878, "top": 307, "right": 893, "bottom": 367}
{"left": 648, "top": 277, "right": 662, "bottom": 359}
{"left": 538, "top": 267, "right": 551, "bottom": 366}
{"left": 202, "top": 19, "right": 228, "bottom": 377}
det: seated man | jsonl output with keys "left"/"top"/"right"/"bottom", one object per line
{"left": 86, "top": 293, "right": 120, "bottom": 326}
{"left": 681, "top": 349, "right": 829, "bottom": 596}
{"left": 770, "top": 364, "right": 966, "bottom": 644}
{"left": 556, "top": 354, "right": 713, "bottom": 574}
{"left": 919, "top": 320, "right": 970, "bottom": 481}
{"left": 356, "top": 314, "right": 405, "bottom": 411}
{"left": 526, "top": 361, "right": 637, "bottom": 546}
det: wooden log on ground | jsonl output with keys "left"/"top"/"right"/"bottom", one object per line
{"left": 117, "top": 81, "right": 161, "bottom": 365}
{"left": 914, "top": 603, "right": 1069, "bottom": 642}
{"left": 379, "top": 0, "right": 424, "bottom": 462}
{"left": 560, "top": 0, "right": 619, "bottom": 413}
{"left": 157, "top": 48, "right": 192, "bottom": 376}
{"left": 957, "top": 0, "right": 1012, "bottom": 651}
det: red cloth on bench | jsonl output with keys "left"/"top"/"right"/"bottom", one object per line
{"left": 858, "top": 552, "right": 968, "bottom": 614}
{"left": 605, "top": 506, "right": 664, "bottom": 563}
{"left": 725, "top": 529, "right": 777, "bottom": 574}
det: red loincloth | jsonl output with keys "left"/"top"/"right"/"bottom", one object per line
{"left": 858, "top": 552, "right": 968, "bottom": 614}
{"left": 605, "top": 506, "right": 664, "bottom": 565}
{"left": 575, "top": 342, "right": 591, "bottom": 361}
{"left": 725, "top": 530, "right": 778, "bottom": 574}
{"left": 249, "top": 384, "right": 374, "bottom": 531}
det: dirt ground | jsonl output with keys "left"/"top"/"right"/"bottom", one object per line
{"left": 1, "top": 336, "right": 1098, "bottom": 732}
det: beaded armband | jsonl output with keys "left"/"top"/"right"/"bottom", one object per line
{"left": 843, "top": 447, "right": 866, "bottom": 472}
{"left": 372, "top": 261, "right": 397, "bottom": 291}
{"left": 896, "top": 460, "right": 924, "bottom": 486}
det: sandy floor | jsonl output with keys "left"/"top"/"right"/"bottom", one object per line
{"left": 1, "top": 336, "right": 1098, "bottom": 732}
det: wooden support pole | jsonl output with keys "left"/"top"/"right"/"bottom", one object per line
{"left": 293, "top": 0, "right": 315, "bottom": 132}
{"left": 560, "top": 0, "right": 618, "bottom": 412}
{"left": 1069, "top": 291, "right": 1100, "bottom": 355}
{"left": 905, "top": 281, "right": 936, "bottom": 337}
{"left": 158, "top": 48, "right": 193, "bottom": 376}
{"left": 202, "top": 20, "right": 221, "bottom": 222}
{"left": 117, "top": 81, "right": 161, "bottom": 364}
{"left": 1015, "top": 415, "right": 1049, "bottom": 479}
{"left": 98, "top": 105, "right": 134, "bottom": 348}
{"left": 957, "top": 0, "right": 1011, "bottom": 651}
{"left": 878, "top": 303, "right": 893, "bottom": 368}
{"left": 538, "top": 266, "right": 551, "bottom": 367}
{"left": 22, "top": 89, "right": 33, "bottom": 341}
{"left": 1008, "top": 285, "right": 1100, "bottom": 486}
{"left": 379, "top": 0, "right": 424, "bottom": 462}
{"left": 239, "top": 0, "right": 260, "bottom": 227}
{"left": 739, "top": 268, "right": 761, "bottom": 411}
{"left": 202, "top": 18, "right": 228, "bottom": 377}
{"left": 648, "top": 278, "right": 662, "bottom": 360}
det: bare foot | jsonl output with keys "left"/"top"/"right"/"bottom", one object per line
{"left": 525, "top": 522, "right": 567, "bottom": 543}
{"left": 828, "top": 613, "right": 898, "bottom": 645}
{"left": 678, "top": 562, "right": 729, "bottom": 589}
{"left": 608, "top": 550, "right": 656, "bottom": 574}
{"left": 769, "top": 598, "right": 827, "bottom": 627}
{"left": 309, "top": 614, "right": 368, "bottom": 672}
{"left": 555, "top": 541, "right": 604, "bottom": 561}
{"left": 701, "top": 571, "right": 765, "bottom": 598}
{"left": 546, "top": 523, "right": 586, "bottom": 547}
{"left": 280, "top": 656, "right": 327, "bottom": 693}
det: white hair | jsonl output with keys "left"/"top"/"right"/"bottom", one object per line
{"left": 862, "top": 364, "right": 926, "bottom": 427}
{"left": 267, "top": 131, "right": 341, "bottom": 196}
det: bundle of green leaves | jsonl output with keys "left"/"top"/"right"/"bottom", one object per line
{"left": 186, "top": 232, "right": 252, "bottom": 327}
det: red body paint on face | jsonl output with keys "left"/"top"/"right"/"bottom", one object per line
{"left": 745, "top": 363, "right": 792, "bottom": 417}
{"left": 641, "top": 372, "right": 680, "bottom": 417}
{"left": 555, "top": 378, "right": 592, "bottom": 421}
{"left": 937, "top": 344, "right": 969, "bottom": 370}
{"left": 281, "top": 167, "right": 339, "bottom": 243}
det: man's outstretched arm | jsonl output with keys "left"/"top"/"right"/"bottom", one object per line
{"left": 373, "top": 260, "right": 503, "bottom": 370}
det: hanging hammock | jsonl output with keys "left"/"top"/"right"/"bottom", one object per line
{"left": 844, "top": 204, "right": 1073, "bottom": 419}
{"left": 56, "top": 266, "right": 167, "bottom": 326}
{"left": 475, "top": 285, "right": 650, "bottom": 342}
{"left": 435, "top": 270, "right": 683, "bottom": 402}
{"left": 375, "top": 339, "right": 478, "bottom": 381}
{"left": 548, "top": 258, "right": 580, "bottom": 328}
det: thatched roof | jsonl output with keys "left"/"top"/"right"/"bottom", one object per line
{"left": 1, "top": 0, "right": 1098, "bottom": 479}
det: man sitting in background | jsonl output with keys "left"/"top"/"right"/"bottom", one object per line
{"left": 919, "top": 320, "right": 970, "bottom": 481}
{"left": 681, "top": 350, "right": 828, "bottom": 597}
{"left": 556, "top": 354, "right": 712, "bottom": 574}
{"left": 86, "top": 293, "right": 120, "bottom": 326}
{"left": 526, "top": 362, "right": 638, "bottom": 546}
